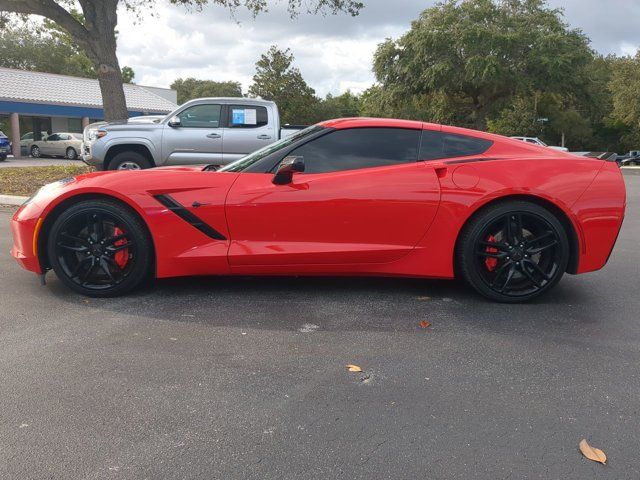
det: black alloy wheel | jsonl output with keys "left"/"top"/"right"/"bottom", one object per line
{"left": 458, "top": 201, "right": 569, "bottom": 302}
{"left": 47, "top": 199, "right": 152, "bottom": 296}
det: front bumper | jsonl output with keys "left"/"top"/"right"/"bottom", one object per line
{"left": 10, "top": 202, "right": 44, "bottom": 274}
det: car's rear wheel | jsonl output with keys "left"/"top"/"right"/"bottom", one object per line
{"left": 47, "top": 199, "right": 152, "bottom": 297}
{"left": 31, "top": 145, "right": 41, "bottom": 158}
{"left": 457, "top": 201, "right": 569, "bottom": 302}
{"left": 66, "top": 147, "right": 77, "bottom": 160}
{"left": 108, "top": 151, "right": 152, "bottom": 170}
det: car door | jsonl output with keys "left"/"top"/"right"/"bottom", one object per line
{"left": 222, "top": 104, "right": 274, "bottom": 163}
{"left": 42, "top": 133, "right": 60, "bottom": 155}
{"left": 161, "top": 103, "right": 224, "bottom": 165}
{"left": 225, "top": 127, "right": 442, "bottom": 267}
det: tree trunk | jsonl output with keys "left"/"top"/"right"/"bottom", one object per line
{"left": 94, "top": 47, "right": 128, "bottom": 121}
{"left": 84, "top": 1, "right": 128, "bottom": 121}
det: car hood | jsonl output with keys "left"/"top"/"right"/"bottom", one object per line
{"left": 29, "top": 165, "right": 238, "bottom": 212}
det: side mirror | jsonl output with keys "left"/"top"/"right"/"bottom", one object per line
{"left": 168, "top": 115, "right": 181, "bottom": 127}
{"left": 273, "top": 156, "right": 305, "bottom": 185}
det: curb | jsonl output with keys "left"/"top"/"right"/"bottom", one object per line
{"left": 0, "top": 194, "right": 29, "bottom": 206}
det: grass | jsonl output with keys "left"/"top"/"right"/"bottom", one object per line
{"left": 0, "top": 165, "right": 94, "bottom": 196}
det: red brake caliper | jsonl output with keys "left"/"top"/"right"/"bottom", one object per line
{"left": 113, "top": 227, "right": 129, "bottom": 269}
{"left": 485, "top": 234, "right": 498, "bottom": 271}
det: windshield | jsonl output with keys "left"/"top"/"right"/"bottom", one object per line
{"left": 218, "top": 125, "right": 324, "bottom": 172}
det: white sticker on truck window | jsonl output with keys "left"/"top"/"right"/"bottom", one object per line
{"left": 244, "top": 109, "right": 257, "bottom": 125}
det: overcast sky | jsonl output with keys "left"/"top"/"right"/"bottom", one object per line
{"left": 116, "top": 0, "right": 640, "bottom": 96}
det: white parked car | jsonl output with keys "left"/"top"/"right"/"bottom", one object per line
{"left": 20, "top": 131, "right": 48, "bottom": 148}
{"left": 30, "top": 132, "right": 83, "bottom": 159}
{"left": 510, "top": 136, "right": 569, "bottom": 152}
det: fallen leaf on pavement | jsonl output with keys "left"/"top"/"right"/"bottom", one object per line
{"left": 419, "top": 321, "right": 431, "bottom": 328}
{"left": 415, "top": 296, "right": 431, "bottom": 301}
{"left": 579, "top": 439, "right": 607, "bottom": 464}
{"left": 346, "top": 364, "right": 362, "bottom": 372}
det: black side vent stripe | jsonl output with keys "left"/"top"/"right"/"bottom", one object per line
{"left": 154, "top": 194, "right": 227, "bottom": 241}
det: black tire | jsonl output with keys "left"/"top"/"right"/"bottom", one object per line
{"left": 108, "top": 151, "right": 152, "bottom": 170}
{"left": 31, "top": 145, "right": 41, "bottom": 158}
{"left": 457, "top": 201, "right": 569, "bottom": 303}
{"left": 47, "top": 199, "right": 153, "bottom": 297}
{"left": 0, "top": 154, "right": 6, "bottom": 162}
{"left": 66, "top": 147, "right": 77, "bottom": 160}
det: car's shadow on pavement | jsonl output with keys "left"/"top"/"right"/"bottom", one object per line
{"left": 45, "top": 273, "right": 602, "bottom": 335}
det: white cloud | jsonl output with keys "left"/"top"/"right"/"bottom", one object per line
{"left": 116, "top": 0, "right": 640, "bottom": 96}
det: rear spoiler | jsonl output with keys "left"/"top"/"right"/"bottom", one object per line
{"left": 572, "top": 152, "right": 618, "bottom": 161}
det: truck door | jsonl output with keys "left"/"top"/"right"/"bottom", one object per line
{"left": 222, "top": 104, "right": 275, "bottom": 163}
{"left": 162, "top": 103, "right": 224, "bottom": 165}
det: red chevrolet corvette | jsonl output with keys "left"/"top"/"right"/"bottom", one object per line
{"left": 10, "top": 118, "right": 625, "bottom": 302}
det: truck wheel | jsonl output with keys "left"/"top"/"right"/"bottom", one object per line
{"left": 108, "top": 151, "right": 152, "bottom": 170}
{"left": 0, "top": 154, "right": 6, "bottom": 162}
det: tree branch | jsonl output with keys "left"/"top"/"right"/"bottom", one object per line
{"left": 0, "top": 0, "right": 91, "bottom": 48}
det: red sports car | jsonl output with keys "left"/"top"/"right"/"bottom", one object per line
{"left": 10, "top": 118, "right": 625, "bottom": 302}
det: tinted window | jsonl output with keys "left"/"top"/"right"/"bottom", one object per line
{"left": 178, "top": 104, "right": 221, "bottom": 128}
{"left": 227, "top": 105, "right": 268, "bottom": 128}
{"left": 419, "top": 131, "right": 492, "bottom": 160}
{"left": 443, "top": 134, "right": 492, "bottom": 157}
{"left": 419, "top": 130, "right": 445, "bottom": 160}
{"left": 290, "top": 128, "right": 420, "bottom": 174}
{"left": 47, "top": 134, "right": 60, "bottom": 141}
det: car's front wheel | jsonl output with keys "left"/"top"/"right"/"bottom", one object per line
{"left": 31, "top": 145, "right": 41, "bottom": 158}
{"left": 457, "top": 201, "right": 569, "bottom": 302}
{"left": 47, "top": 199, "right": 153, "bottom": 297}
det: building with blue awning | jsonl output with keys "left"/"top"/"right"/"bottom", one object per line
{"left": 0, "top": 67, "right": 177, "bottom": 157}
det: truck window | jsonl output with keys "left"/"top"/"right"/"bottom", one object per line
{"left": 177, "top": 104, "right": 222, "bottom": 128}
{"left": 227, "top": 105, "right": 268, "bottom": 128}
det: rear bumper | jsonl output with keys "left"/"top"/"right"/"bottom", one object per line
{"left": 573, "top": 161, "right": 626, "bottom": 274}
{"left": 10, "top": 203, "right": 43, "bottom": 274}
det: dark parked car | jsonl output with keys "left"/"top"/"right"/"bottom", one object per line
{"left": 0, "top": 130, "right": 11, "bottom": 161}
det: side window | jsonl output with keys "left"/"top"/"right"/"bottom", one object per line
{"left": 177, "top": 104, "right": 221, "bottom": 128}
{"left": 47, "top": 134, "right": 60, "bottom": 141}
{"left": 442, "top": 133, "right": 493, "bottom": 157}
{"left": 227, "top": 105, "right": 268, "bottom": 128}
{"left": 419, "top": 130, "right": 444, "bottom": 160}
{"left": 290, "top": 127, "right": 420, "bottom": 174}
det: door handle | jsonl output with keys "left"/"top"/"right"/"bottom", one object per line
{"left": 257, "top": 134, "right": 272, "bottom": 140}
{"left": 206, "top": 133, "right": 221, "bottom": 139}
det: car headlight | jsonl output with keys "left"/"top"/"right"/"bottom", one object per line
{"left": 85, "top": 128, "right": 107, "bottom": 142}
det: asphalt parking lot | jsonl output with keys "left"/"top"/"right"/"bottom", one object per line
{"left": 1, "top": 173, "right": 639, "bottom": 479}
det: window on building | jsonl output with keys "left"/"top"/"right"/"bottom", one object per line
{"left": 68, "top": 118, "right": 83, "bottom": 133}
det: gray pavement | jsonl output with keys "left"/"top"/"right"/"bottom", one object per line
{"left": 1, "top": 174, "right": 639, "bottom": 479}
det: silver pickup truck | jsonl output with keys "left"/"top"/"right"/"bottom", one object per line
{"left": 82, "top": 97, "right": 302, "bottom": 170}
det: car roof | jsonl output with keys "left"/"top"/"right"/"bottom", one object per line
{"left": 319, "top": 117, "right": 437, "bottom": 130}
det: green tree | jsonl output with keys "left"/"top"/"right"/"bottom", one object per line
{"left": 0, "top": 0, "right": 362, "bottom": 121}
{"left": 171, "top": 78, "right": 243, "bottom": 104}
{"left": 372, "top": 0, "right": 592, "bottom": 130}
{"left": 248, "top": 45, "right": 318, "bottom": 124}
{"left": 609, "top": 51, "right": 640, "bottom": 150}
{"left": 0, "top": 18, "right": 134, "bottom": 81}
{"left": 315, "top": 91, "right": 362, "bottom": 120}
